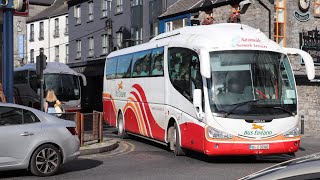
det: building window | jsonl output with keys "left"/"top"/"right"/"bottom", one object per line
{"left": 131, "top": 28, "right": 142, "bottom": 45}
{"left": 150, "top": 22, "right": 158, "bottom": 38}
{"left": 30, "top": 24, "right": 34, "bottom": 41}
{"left": 65, "top": 44, "right": 69, "bottom": 62}
{"left": 55, "top": 45, "right": 59, "bottom": 62}
{"left": 39, "top": 22, "right": 44, "bottom": 40}
{"left": 88, "top": 37, "right": 94, "bottom": 57}
{"left": 165, "top": 19, "right": 187, "bottom": 32}
{"left": 116, "top": 32, "right": 123, "bottom": 48}
{"left": 54, "top": 18, "right": 59, "bottom": 38}
{"left": 102, "top": 34, "right": 108, "bottom": 54}
{"left": 76, "top": 40, "right": 81, "bottom": 59}
{"left": 65, "top": 16, "right": 69, "bottom": 35}
{"left": 131, "top": 0, "right": 142, "bottom": 6}
{"left": 88, "top": 1, "right": 94, "bottom": 21}
{"left": 315, "top": 0, "right": 320, "bottom": 17}
{"left": 74, "top": 5, "right": 81, "bottom": 25}
{"left": 102, "top": 0, "right": 111, "bottom": 17}
{"left": 30, "top": 49, "right": 34, "bottom": 63}
{"left": 165, "top": 21, "right": 172, "bottom": 32}
{"left": 274, "top": 0, "right": 286, "bottom": 47}
{"left": 116, "top": 0, "right": 123, "bottom": 13}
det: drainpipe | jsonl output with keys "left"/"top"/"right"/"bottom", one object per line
{"left": 257, "top": 0, "right": 272, "bottom": 39}
{"left": 48, "top": 17, "right": 51, "bottom": 62}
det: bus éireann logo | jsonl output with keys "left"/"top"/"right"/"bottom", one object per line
{"left": 252, "top": 124, "right": 264, "bottom": 131}
{"left": 118, "top": 81, "right": 123, "bottom": 90}
{"left": 116, "top": 81, "right": 126, "bottom": 97}
{"left": 244, "top": 124, "right": 272, "bottom": 136}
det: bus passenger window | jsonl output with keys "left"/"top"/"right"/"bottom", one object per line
{"left": 132, "top": 50, "right": 151, "bottom": 77}
{"left": 106, "top": 58, "right": 118, "bottom": 79}
{"left": 169, "top": 47, "right": 200, "bottom": 101}
{"left": 116, "top": 54, "right": 133, "bottom": 78}
{"left": 151, "top": 47, "right": 164, "bottom": 76}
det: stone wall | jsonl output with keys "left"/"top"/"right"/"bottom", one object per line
{"left": 286, "top": 1, "right": 320, "bottom": 135}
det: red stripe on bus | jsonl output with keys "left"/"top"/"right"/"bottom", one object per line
{"left": 130, "top": 91, "right": 151, "bottom": 137}
{"left": 133, "top": 84, "right": 165, "bottom": 142}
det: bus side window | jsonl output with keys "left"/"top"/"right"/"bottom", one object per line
{"left": 151, "top": 47, "right": 164, "bottom": 76}
{"left": 132, "top": 50, "right": 152, "bottom": 78}
{"left": 116, "top": 54, "right": 133, "bottom": 78}
{"left": 106, "top": 58, "right": 118, "bottom": 79}
{"left": 168, "top": 47, "right": 197, "bottom": 101}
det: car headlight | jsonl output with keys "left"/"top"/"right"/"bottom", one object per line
{"left": 283, "top": 126, "right": 300, "bottom": 138}
{"left": 207, "top": 126, "right": 233, "bottom": 139}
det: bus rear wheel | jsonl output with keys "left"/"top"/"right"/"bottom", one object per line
{"left": 117, "top": 112, "right": 129, "bottom": 139}
{"left": 168, "top": 122, "right": 185, "bottom": 156}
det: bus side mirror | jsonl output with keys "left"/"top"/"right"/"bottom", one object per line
{"left": 284, "top": 48, "right": 315, "bottom": 80}
{"left": 200, "top": 48, "right": 211, "bottom": 78}
{"left": 193, "top": 89, "right": 205, "bottom": 120}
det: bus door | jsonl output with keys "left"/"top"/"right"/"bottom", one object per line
{"left": 167, "top": 47, "right": 204, "bottom": 152}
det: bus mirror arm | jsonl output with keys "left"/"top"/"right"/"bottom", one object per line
{"left": 193, "top": 89, "right": 205, "bottom": 120}
{"left": 284, "top": 48, "right": 315, "bottom": 80}
{"left": 79, "top": 74, "right": 87, "bottom": 86}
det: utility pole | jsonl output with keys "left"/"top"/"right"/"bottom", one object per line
{"left": 1, "top": 0, "right": 28, "bottom": 103}
{"left": 2, "top": 4, "right": 14, "bottom": 103}
{"left": 36, "top": 51, "right": 47, "bottom": 111}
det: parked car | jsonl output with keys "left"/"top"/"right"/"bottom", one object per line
{"left": 240, "top": 153, "right": 320, "bottom": 180}
{"left": 0, "top": 103, "right": 79, "bottom": 176}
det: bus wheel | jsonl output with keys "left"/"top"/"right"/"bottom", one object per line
{"left": 168, "top": 122, "right": 185, "bottom": 156}
{"left": 117, "top": 112, "right": 129, "bottom": 139}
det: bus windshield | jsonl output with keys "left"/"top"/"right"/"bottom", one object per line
{"left": 208, "top": 50, "right": 297, "bottom": 118}
{"left": 44, "top": 74, "right": 80, "bottom": 101}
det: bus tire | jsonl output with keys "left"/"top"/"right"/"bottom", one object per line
{"left": 168, "top": 122, "right": 185, "bottom": 156}
{"left": 117, "top": 112, "right": 129, "bottom": 139}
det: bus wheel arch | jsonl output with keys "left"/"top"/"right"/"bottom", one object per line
{"left": 167, "top": 118, "right": 185, "bottom": 156}
{"left": 117, "top": 110, "right": 129, "bottom": 139}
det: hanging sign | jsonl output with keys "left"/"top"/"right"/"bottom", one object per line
{"left": 294, "top": 11, "right": 310, "bottom": 22}
{"left": 299, "top": 28, "right": 320, "bottom": 65}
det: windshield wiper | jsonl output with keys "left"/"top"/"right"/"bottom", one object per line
{"left": 224, "top": 99, "right": 260, "bottom": 118}
{"left": 272, "top": 106, "right": 295, "bottom": 116}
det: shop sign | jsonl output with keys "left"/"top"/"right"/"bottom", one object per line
{"left": 294, "top": 11, "right": 310, "bottom": 22}
{"left": 300, "top": 28, "right": 320, "bottom": 65}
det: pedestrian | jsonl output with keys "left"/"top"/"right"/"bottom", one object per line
{"left": 45, "top": 89, "right": 62, "bottom": 114}
{"left": 0, "top": 83, "right": 6, "bottom": 103}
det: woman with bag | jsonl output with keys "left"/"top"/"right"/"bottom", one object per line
{"left": 45, "top": 90, "right": 62, "bottom": 115}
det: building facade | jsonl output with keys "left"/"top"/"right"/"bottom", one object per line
{"left": 1, "top": 0, "right": 54, "bottom": 83}
{"left": 26, "top": 0, "right": 68, "bottom": 64}
{"left": 13, "top": 1, "right": 54, "bottom": 67}
{"left": 67, "top": 0, "right": 178, "bottom": 112}
{"left": 159, "top": 0, "right": 320, "bottom": 134}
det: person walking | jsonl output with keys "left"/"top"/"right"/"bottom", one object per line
{"left": 45, "top": 90, "right": 61, "bottom": 114}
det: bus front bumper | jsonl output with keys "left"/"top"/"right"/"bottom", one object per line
{"left": 204, "top": 139, "right": 300, "bottom": 156}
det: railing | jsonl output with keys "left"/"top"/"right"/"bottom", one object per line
{"left": 49, "top": 111, "right": 104, "bottom": 146}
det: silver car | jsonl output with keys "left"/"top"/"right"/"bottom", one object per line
{"left": 0, "top": 103, "right": 80, "bottom": 176}
{"left": 240, "top": 153, "right": 320, "bottom": 179}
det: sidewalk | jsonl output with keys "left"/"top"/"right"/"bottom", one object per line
{"left": 79, "top": 138, "right": 119, "bottom": 156}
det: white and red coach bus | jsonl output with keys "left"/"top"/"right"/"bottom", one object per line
{"left": 103, "top": 23, "right": 315, "bottom": 156}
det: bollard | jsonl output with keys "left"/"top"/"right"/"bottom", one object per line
{"left": 76, "top": 112, "right": 81, "bottom": 140}
{"left": 301, "top": 115, "right": 304, "bottom": 135}
{"left": 80, "top": 113, "right": 84, "bottom": 146}
{"left": 99, "top": 112, "right": 103, "bottom": 142}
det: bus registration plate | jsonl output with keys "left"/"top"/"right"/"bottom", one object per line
{"left": 249, "top": 144, "right": 269, "bottom": 150}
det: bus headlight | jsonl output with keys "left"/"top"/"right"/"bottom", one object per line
{"left": 283, "top": 126, "right": 300, "bottom": 138}
{"left": 207, "top": 126, "right": 233, "bottom": 139}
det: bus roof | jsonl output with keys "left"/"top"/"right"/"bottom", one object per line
{"left": 107, "top": 23, "right": 283, "bottom": 59}
{"left": 15, "top": 62, "right": 81, "bottom": 76}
